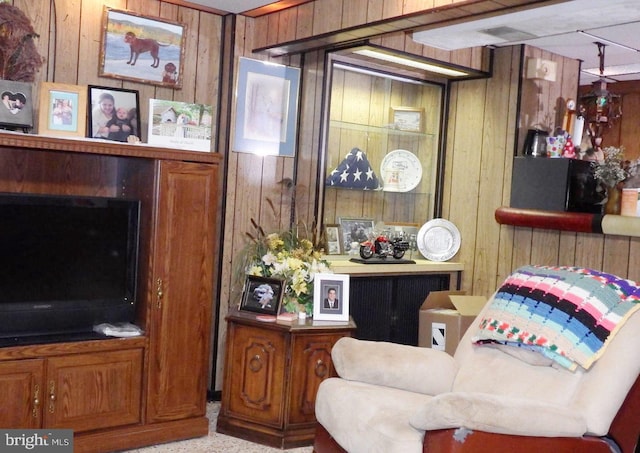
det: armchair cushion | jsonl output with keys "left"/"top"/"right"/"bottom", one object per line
{"left": 409, "top": 391, "right": 587, "bottom": 437}
{"left": 332, "top": 337, "right": 458, "bottom": 395}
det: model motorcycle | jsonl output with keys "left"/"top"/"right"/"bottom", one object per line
{"left": 359, "top": 234, "right": 410, "bottom": 260}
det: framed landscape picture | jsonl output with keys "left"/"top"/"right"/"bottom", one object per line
{"left": 148, "top": 98, "right": 213, "bottom": 151}
{"left": 99, "top": 7, "right": 185, "bottom": 88}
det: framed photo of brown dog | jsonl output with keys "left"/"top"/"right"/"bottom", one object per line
{"left": 99, "top": 8, "right": 185, "bottom": 89}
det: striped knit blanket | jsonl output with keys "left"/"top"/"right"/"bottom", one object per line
{"left": 473, "top": 265, "right": 640, "bottom": 370}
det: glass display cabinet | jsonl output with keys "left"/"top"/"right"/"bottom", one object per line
{"left": 318, "top": 53, "right": 446, "bottom": 237}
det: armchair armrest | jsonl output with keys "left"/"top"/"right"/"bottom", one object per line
{"left": 331, "top": 337, "right": 458, "bottom": 395}
{"left": 410, "top": 392, "right": 587, "bottom": 437}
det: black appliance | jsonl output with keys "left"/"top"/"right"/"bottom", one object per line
{"left": 510, "top": 157, "right": 603, "bottom": 213}
{"left": 0, "top": 193, "right": 140, "bottom": 342}
{"left": 522, "top": 129, "right": 549, "bottom": 157}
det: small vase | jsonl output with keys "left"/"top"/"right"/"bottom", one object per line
{"left": 604, "top": 185, "right": 622, "bottom": 215}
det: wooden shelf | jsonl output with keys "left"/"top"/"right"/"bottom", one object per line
{"left": 0, "top": 131, "right": 219, "bottom": 164}
{"left": 495, "top": 206, "right": 640, "bottom": 237}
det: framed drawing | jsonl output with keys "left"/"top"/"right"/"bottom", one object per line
{"left": 99, "top": 7, "right": 185, "bottom": 88}
{"left": 148, "top": 98, "right": 213, "bottom": 151}
{"left": 390, "top": 106, "right": 424, "bottom": 132}
{"left": 239, "top": 275, "right": 284, "bottom": 316}
{"left": 324, "top": 224, "right": 342, "bottom": 255}
{"left": 233, "top": 57, "right": 301, "bottom": 157}
{"left": 313, "top": 273, "right": 350, "bottom": 322}
{"left": 38, "top": 82, "right": 87, "bottom": 137}
{"left": 0, "top": 80, "right": 33, "bottom": 131}
{"left": 338, "top": 217, "right": 375, "bottom": 254}
{"left": 88, "top": 85, "right": 140, "bottom": 142}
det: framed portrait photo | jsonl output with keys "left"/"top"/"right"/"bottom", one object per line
{"left": 233, "top": 57, "right": 301, "bottom": 157}
{"left": 338, "top": 217, "right": 375, "bottom": 254}
{"left": 324, "top": 224, "right": 342, "bottom": 255}
{"left": 313, "top": 273, "right": 350, "bottom": 322}
{"left": 38, "top": 82, "right": 87, "bottom": 137}
{"left": 0, "top": 80, "right": 34, "bottom": 131}
{"left": 99, "top": 7, "right": 186, "bottom": 88}
{"left": 390, "top": 106, "right": 424, "bottom": 133}
{"left": 88, "top": 85, "right": 140, "bottom": 142}
{"left": 240, "top": 275, "right": 284, "bottom": 316}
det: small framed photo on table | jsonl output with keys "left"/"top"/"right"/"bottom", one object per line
{"left": 390, "top": 106, "right": 424, "bottom": 132}
{"left": 324, "top": 224, "right": 342, "bottom": 255}
{"left": 239, "top": 275, "right": 284, "bottom": 316}
{"left": 38, "top": 82, "right": 87, "bottom": 137}
{"left": 338, "top": 217, "right": 374, "bottom": 254}
{"left": 313, "top": 273, "right": 350, "bottom": 322}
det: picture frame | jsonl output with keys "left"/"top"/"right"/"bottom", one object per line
{"left": 233, "top": 57, "right": 301, "bottom": 157}
{"left": 390, "top": 106, "right": 424, "bottom": 132}
{"left": 384, "top": 222, "right": 420, "bottom": 251}
{"left": 239, "top": 275, "right": 284, "bottom": 316}
{"left": 148, "top": 98, "right": 213, "bottom": 152}
{"left": 88, "top": 85, "right": 140, "bottom": 142}
{"left": 0, "top": 80, "right": 33, "bottom": 131}
{"left": 338, "top": 217, "right": 375, "bottom": 254}
{"left": 313, "top": 273, "right": 350, "bottom": 322}
{"left": 324, "top": 224, "right": 342, "bottom": 255}
{"left": 38, "top": 82, "right": 87, "bottom": 137}
{"left": 99, "top": 7, "right": 186, "bottom": 89}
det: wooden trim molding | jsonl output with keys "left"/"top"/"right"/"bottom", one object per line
{"left": 495, "top": 206, "right": 640, "bottom": 237}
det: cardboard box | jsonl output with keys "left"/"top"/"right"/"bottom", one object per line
{"left": 418, "top": 291, "right": 487, "bottom": 355}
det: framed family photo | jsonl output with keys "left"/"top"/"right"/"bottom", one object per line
{"left": 313, "top": 273, "right": 350, "bottom": 322}
{"left": 233, "top": 57, "right": 301, "bottom": 157}
{"left": 99, "top": 8, "right": 186, "bottom": 88}
{"left": 88, "top": 85, "right": 140, "bottom": 142}
{"left": 38, "top": 82, "right": 87, "bottom": 137}
{"left": 239, "top": 275, "right": 284, "bottom": 316}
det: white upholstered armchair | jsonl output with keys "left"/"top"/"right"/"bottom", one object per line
{"left": 314, "top": 265, "right": 640, "bottom": 453}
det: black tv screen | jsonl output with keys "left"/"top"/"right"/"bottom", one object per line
{"left": 0, "top": 193, "right": 140, "bottom": 341}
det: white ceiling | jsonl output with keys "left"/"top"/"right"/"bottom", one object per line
{"left": 412, "top": 0, "right": 640, "bottom": 85}
{"left": 188, "top": 0, "right": 276, "bottom": 13}
{"left": 192, "top": 0, "right": 640, "bottom": 84}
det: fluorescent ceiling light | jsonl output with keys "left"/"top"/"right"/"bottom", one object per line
{"left": 353, "top": 49, "right": 470, "bottom": 77}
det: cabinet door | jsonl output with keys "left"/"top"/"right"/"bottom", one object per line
{"left": 223, "top": 322, "right": 287, "bottom": 426}
{"left": 288, "top": 333, "right": 341, "bottom": 425}
{"left": 147, "top": 161, "right": 217, "bottom": 422}
{"left": 45, "top": 349, "right": 143, "bottom": 432}
{"left": 0, "top": 359, "right": 44, "bottom": 428}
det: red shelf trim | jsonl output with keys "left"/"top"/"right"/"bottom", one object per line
{"left": 495, "top": 207, "right": 603, "bottom": 234}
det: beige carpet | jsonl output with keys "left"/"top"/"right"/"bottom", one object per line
{"left": 125, "top": 402, "right": 314, "bottom": 453}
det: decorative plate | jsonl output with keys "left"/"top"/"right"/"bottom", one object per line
{"left": 417, "top": 219, "right": 461, "bottom": 261}
{"left": 380, "top": 149, "right": 422, "bottom": 192}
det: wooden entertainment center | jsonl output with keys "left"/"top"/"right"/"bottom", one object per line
{"left": 0, "top": 132, "right": 220, "bottom": 452}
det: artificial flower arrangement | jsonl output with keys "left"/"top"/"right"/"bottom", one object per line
{"left": 593, "top": 146, "right": 627, "bottom": 188}
{"left": 241, "top": 219, "right": 331, "bottom": 315}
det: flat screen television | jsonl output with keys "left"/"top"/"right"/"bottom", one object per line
{"left": 0, "top": 192, "right": 140, "bottom": 343}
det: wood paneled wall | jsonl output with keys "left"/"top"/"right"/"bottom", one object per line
{"left": 11, "top": 1, "right": 640, "bottom": 393}
{"left": 17, "top": 0, "right": 222, "bottom": 142}
{"left": 579, "top": 80, "right": 640, "bottom": 161}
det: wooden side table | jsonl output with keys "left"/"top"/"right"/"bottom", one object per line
{"left": 216, "top": 309, "right": 356, "bottom": 448}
